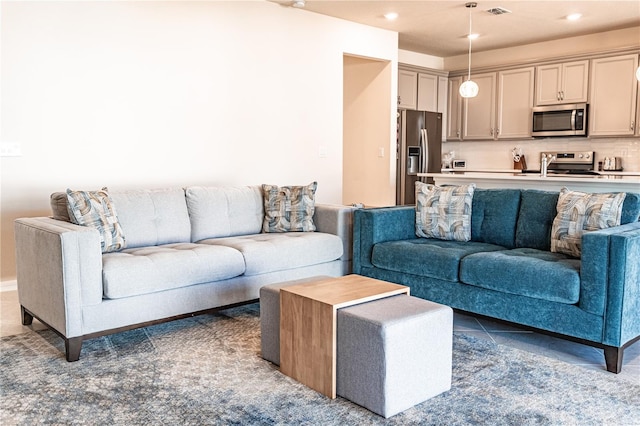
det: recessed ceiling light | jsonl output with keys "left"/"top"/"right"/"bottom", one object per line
{"left": 567, "top": 13, "right": 582, "bottom": 21}
{"left": 384, "top": 12, "right": 399, "bottom": 20}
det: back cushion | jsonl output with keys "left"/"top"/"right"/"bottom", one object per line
{"left": 621, "top": 192, "right": 640, "bottom": 224}
{"left": 109, "top": 188, "right": 191, "bottom": 248}
{"left": 185, "top": 186, "right": 263, "bottom": 241}
{"left": 516, "top": 190, "right": 640, "bottom": 251}
{"left": 515, "top": 190, "right": 559, "bottom": 250}
{"left": 471, "top": 189, "right": 521, "bottom": 248}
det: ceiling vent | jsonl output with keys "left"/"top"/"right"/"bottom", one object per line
{"left": 486, "top": 7, "right": 512, "bottom": 15}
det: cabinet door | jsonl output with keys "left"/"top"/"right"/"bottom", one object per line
{"left": 536, "top": 64, "right": 562, "bottom": 105}
{"left": 417, "top": 73, "right": 438, "bottom": 111}
{"left": 447, "top": 76, "right": 463, "bottom": 140}
{"left": 438, "top": 76, "right": 449, "bottom": 141}
{"left": 398, "top": 69, "right": 417, "bottom": 110}
{"left": 561, "top": 60, "right": 589, "bottom": 103}
{"left": 497, "top": 67, "right": 535, "bottom": 139}
{"left": 536, "top": 60, "right": 588, "bottom": 105}
{"left": 589, "top": 54, "right": 639, "bottom": 136}
{"left": 463, "top": 73, "right": 496, "bottom": 140}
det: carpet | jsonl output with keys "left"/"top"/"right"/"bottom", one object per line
{"left": 1, "top": 303, "right": 639, "bottom": 425}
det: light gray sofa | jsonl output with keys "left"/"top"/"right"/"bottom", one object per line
{"left": 14, "top": 185, "right": 356, "bottom": 361}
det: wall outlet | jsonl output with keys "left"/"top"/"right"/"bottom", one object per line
{"left": 318, "top": 146, "right": 328, "bottom": 158}
{"left": 1, "top": 142, "right": 22, "bottom": 157}
{"left": 378, "top": 147, "right": 384, "bottom": 158}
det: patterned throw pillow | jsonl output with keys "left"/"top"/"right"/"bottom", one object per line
{"left": 415, "top": 182, "right": 475, "bottom": 241}
{"left": 66, "top": 188, "right": 126, "bottom": 253}
{"left": 551, "top": 187, "right": 626, "bottom": 258}
{"left": 262, "top": 182, "right": 317, "bottom": 233}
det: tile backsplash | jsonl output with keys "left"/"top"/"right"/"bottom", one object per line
{"left": 443, "top": 137, "right": 640, "bottom": 172}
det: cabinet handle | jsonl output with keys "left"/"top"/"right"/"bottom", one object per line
{"left": 560, "top": 91, "right": 564, "bottom": 100}
{"left": 496, "top": 128, "right": 500, "bottom": 135}
{"left": 490, "top": 128, "right": 494, "bottom": 136}
{"left": 397, "top": 96, "right": 401, "bottom": 105}
{"left": 632, "top": 121, "right": 635, "bottom": 131}
{"left": 557, "top": 92, "right": 561, "bottom": 101}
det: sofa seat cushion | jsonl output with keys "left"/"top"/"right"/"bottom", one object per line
{"left": 459, "top": 248, "right": 581, "bottom": 304}
{"left": 102, "top": 243, "right": 245, "bottom": 299}
{"left": 371, "top": 239, "right": 506, "bottom": 282}
{"left": 200, "top": 232, "right": 343, "bottom": 276}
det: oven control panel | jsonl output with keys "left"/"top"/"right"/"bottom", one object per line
{"left": 540, "top": 151, "right": 594, "bottom": 165}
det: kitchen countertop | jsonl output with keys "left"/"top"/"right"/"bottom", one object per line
{"left": 420, "top": 171, "right": 640, "bottom": 193}
{"left": 440, "top": 168, "right": 640, "bottom": 176}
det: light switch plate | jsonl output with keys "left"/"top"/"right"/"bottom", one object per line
{"left": 1, "top": 142, "right": 22, "bottom": 157}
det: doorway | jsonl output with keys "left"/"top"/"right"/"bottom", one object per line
{"left": 342, "top": 55, "right": 394, "bottom": 207}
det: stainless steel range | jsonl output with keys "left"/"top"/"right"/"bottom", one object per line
{"left": 533, "top": 151, "right": 598, "bottom": 175}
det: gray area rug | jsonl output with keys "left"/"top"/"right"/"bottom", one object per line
{"left": 1, "top": 303, "right": 639, "bottom": 425}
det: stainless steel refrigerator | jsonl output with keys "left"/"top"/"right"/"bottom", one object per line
{"left": 396, "top": 109, "right": 442, "bottom": 205}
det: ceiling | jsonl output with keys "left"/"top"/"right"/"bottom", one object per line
{"left": 290, "top": 1, "right": 640, "bottom": 57}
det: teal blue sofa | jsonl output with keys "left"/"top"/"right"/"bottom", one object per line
{"left": 353, "top": 189, "right": 640, "bottom": 373}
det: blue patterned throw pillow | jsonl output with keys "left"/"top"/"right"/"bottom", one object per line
{"left": 551, "top": 187, "right": 626, "bottom": 258}
{"left": 415, "top": 182, "right": 475, "bottom": 241}
{"left": 66, "top": 187, "right": 126, "bottom": 253}
{"left": 262, "top": 182, "right": 317, "bottom": 233}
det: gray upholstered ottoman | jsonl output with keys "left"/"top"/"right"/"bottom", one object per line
{"left": 259, "top": 276, "right": 331, "bottom": 365}
{"left": 336, "top": 294, "right": 453, "bottom": 418}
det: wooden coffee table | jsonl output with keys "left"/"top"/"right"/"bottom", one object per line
{"left": 279, "top": 274, "right": 409, "bottom": 398}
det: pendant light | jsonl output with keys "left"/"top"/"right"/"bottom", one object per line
{"left": 459, "top": 2, "right": 479, "bottom": 98}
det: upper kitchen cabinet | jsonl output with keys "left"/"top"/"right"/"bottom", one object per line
{"left": 589, "top": 54, "right": 639, "bottom": 137}
{"left": 496, "top": 67, "right": 535, "bottom": 139}
{"left": 536, "top": 60, "right": 589, "bottom": 105}
{"left": 447, "top": 76, "right": 463, "bottom": 141}
{"left": 462, "top": 72, "right": 496, "bottom": 140}
{"left": 398, "top": 69, "right": 418, "bottom": 109}
{"left": 417, "top": 73, "right": 438, "bottom": 111}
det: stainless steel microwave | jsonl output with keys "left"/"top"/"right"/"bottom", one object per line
{"left": 531, "top": 103, "right": 588, "bottom": 137}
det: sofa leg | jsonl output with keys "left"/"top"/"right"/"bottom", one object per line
{"left": 21, "top": 306, "right": 33, "bottom": 326}
{"left": 604, "top": 346, "right": 623, "bottom": 373}
{"left": 65, "top": 337, "right": 83, "bottom": 362}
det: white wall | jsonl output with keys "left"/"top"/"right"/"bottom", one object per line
{"left": 0, "top": 1, "right": 398, "bottom": 280}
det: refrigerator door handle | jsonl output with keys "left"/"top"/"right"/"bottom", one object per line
{"left": 420, "top": 128, "right": 428, "bottom": 182}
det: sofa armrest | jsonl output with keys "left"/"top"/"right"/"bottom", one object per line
{"left": 582, "top": 222, "right": 640, "bottom": 346}
{"left": 314, "top": 204, "right": 358, "bottom": 261}
{"left": 352, "top": 206, "right": 416, "bottom": 274}
{"left": 14, "top": 217, "right": 103, "bottom": 338}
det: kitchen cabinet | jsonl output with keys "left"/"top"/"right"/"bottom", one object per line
{"left": 398, "top": 69, "right": 417, "bottom": 109}
{"left": 447, "top": 76, "right": 463, "bottom": 140}
{"left": 589, "top": 54, "right": 639, "bottom": 137}
{"left": 453, "top": 67, "right": 534, "bottom": 141}
{"left": 496, "top": 67, "right": 535, "bottom": 139}
{"left": 463, "top": 72, "right": 496, "bottom": 140}
{"left": 399, "top": 66, "right": 449, "bottom": 140}
{"left": 417, "top": 73, "right": 438, "bottom": 111}
{"left": 535, "top": 60, "right": 589, "bottom": 105}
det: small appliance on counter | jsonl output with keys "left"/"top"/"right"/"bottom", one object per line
{"left": 452, "top": 159, "right": 467, "bottom": 169}
{"left": 600, "top": 157, "right": 623, "bottom": 171}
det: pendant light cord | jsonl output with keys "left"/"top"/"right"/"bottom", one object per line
{"left": 466, "top": 3, "right": 474, "bottom": 82}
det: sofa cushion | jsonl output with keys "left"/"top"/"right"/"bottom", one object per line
{"left": 621, "top": 192, "right": 640, "bottom": 224}
{"left": 551, "top": 188, "right": 626, "bottom": 258}
{"left": 102, "top": 243, "right": 245, "bottom": 299}
{"left": 109, "top": 188, "right": 192, "bottom": 249}
{"left": 200, "top": 232, "right": 342, "bottom": 276}
{"left": 185, "top": 186, "right": 263, "bottom": 241}
{"left": 459, "top": 248, "right": 581, "bottom": 304}
{"left": 515, "top": 190, "right": 559, "bottom": 250}
{"left": 471, "top": 188, "right": 521, "bottom": 248}
{"left": 65, "top": 188, "right": 126, "bottom": 253}
{"left": 371, "top": 239, "right": 506, "bottom": 282}
{"left": 262, "top": 182, "right": 317, "bottom": 233}
{"left": 415, "top": 183, "right": 475, "bottom": 242}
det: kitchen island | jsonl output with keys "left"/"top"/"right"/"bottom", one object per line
{"left": 418, "top": 171, "right": 640, "bottom": 193}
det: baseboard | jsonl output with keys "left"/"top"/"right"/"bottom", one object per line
{"left": 1, "top": 280, "right": 17, "bottom": 292}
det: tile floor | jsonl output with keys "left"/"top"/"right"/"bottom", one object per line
{"left": 1, "top": 289, "right": 638, "bottom": 384}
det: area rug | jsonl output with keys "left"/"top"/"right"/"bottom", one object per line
{"left": 1, "top": 303, "right": 639, "bottom": 425}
